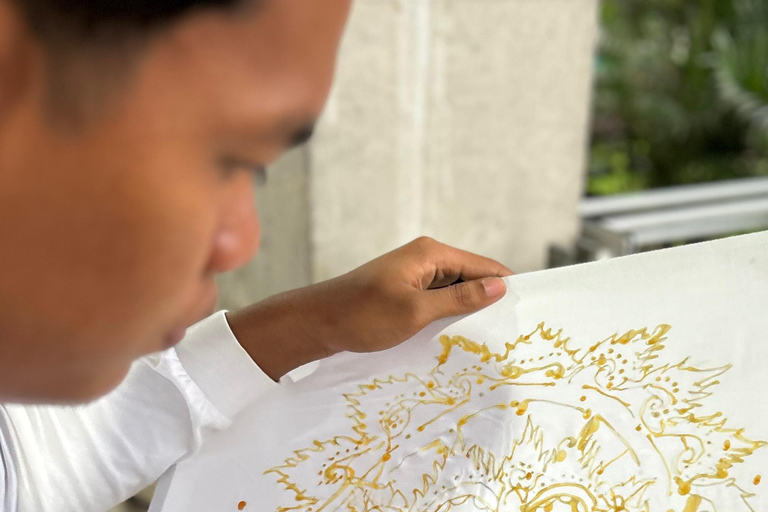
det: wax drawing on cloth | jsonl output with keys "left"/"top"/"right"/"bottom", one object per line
{"left": 266, "top": 324, "right": 766, "bottom": 512}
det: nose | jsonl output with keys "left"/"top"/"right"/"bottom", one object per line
{"left": 207, "top": 175, "right": 261, "bottom": 274}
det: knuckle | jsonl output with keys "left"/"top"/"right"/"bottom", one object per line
{"left": 409, "top": 237, "right": 444, "bottom": 262}
{"left": 451, "top": 282, "right": 474, "bottom": 310}
{"left": 412, "top": 236, "right": 436, "bottom": 251}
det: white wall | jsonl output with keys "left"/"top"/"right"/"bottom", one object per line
{"left": 217, "top": 0, "right": 599, "bottom": 309}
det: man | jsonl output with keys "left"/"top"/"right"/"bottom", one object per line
{"left": 0, "top": 0, "right": 512, "bottom": 510}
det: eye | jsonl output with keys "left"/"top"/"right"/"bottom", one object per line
{"left": 218, "top": 155, "right": 268, "bottom": 185}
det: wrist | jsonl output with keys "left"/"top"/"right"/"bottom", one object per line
{"left": 226, "top": 288, "right": 336, "bottom": 381}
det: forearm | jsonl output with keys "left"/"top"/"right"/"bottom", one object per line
{"left": 227, "top": 283, "right": 337, "bottom": 381}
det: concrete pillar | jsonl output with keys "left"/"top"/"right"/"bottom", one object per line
{"left": 217, "top": 0, "right": 599, "bottom": 309}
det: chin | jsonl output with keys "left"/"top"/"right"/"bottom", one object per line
{"left": 3, "top": 368, "right": 131, "bottom": 405}
{"left": 51, "top": 365, "right": 134, "bottom": 405}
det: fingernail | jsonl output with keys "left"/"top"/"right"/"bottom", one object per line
{"left": 482, "top": 278, "right": 506, "bottom": 298}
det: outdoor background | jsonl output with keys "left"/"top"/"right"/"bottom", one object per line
{"left": 214, "top": 0, "right": 768, "bottom": 314}
{"left": 589, "top": 0, "right": 768, "bottom": 195}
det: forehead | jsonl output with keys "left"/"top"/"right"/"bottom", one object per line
{"left": 130, "top": 0, "right": 350, "bottom": 148}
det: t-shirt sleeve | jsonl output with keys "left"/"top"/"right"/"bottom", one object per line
{"left": 0, "top": 311, "right": 278, "bottom": 512}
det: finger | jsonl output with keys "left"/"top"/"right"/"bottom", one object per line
{"left": 433, "top": 245, "right": 513, "bottom": 281}
{"left": 409, "top": 239, "right": 513, "bottom": 289}
{"left": 427, "top": 275, "right": 463, "bottom": 290}
{"left": 423, "top": 277, "right": 507, "bottom": 320}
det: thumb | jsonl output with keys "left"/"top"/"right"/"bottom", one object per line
{"left": 426, "top": 278, "right": 507, "bottom": 319}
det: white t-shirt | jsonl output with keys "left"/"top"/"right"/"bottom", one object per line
{"left": 0, "top": 311, "right": 277, "bottom": 512}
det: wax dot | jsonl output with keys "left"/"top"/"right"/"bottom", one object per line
{"left": 238, "top": 501, "right": 247, "bottom": 510}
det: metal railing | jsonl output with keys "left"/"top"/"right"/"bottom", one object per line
{"left": 550, "top": 176, "right": 768, "bottom": 266}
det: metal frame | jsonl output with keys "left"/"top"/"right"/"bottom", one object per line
{"left": 551, "top": 177, "right": 768, "bottom": 267}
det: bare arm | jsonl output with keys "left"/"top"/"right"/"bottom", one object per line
{"left": 230, "top": 237, "right": 512, "bottom": 381}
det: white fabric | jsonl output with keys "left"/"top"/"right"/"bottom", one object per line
{"left": 0, "top": 311, "right": 278, "bottom": 512}
{"left": 158, "top": 232, "right": 768, "bottom": 512}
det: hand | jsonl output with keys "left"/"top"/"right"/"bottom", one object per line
{"left": 228, "top": 237, "right": 513, "bottom": 381}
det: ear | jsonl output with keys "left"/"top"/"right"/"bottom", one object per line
{"left": 0, "top": 0, "right": 35, "bottom": 117}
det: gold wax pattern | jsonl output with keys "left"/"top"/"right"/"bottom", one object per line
{"left": 266, "top": 324, "right": 766, "bottom": 511}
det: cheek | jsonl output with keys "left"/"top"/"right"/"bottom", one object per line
{"left": 105, "top": 165, "right": 218, "bottom": 328}
{"left": 0, "top": 153, "right": 217, "bottom": 401}
{"left": 2, "top": 141, "right": 217, "bottom": 354}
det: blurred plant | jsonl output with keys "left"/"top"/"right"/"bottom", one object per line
{"left": 713, "top": 0, "right": 768, "bottom": 147}
{"left": 589, "top": 0, "right": 768, "bottom": 195}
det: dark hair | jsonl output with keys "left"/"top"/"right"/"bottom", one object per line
{"left": 10, "top": 0, "right": 247, "bottom": 127}
{"left": 12, "top": 0, "right": 241, "bottom": 43}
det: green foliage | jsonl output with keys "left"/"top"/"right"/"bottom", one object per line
{"left": 714, "top": 0, "right": 768, "bottom": 140}
{"left": 589, "top": 0, "right": 768, "bottom": 195}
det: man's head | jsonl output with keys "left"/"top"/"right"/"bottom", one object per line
{"left": 0, "top": 0, "right": 352, "bottom": 403}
